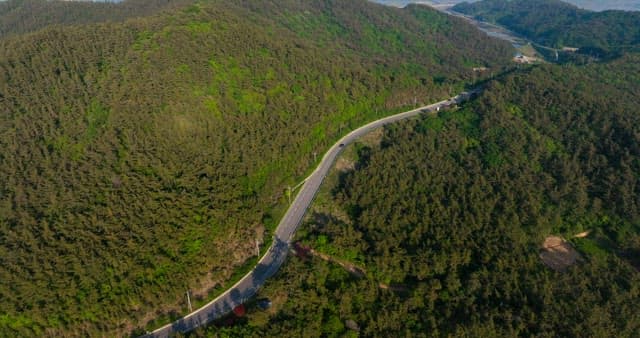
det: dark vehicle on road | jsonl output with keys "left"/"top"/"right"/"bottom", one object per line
{"left": 256, "top": 298, "right": 272, "bottom": 310}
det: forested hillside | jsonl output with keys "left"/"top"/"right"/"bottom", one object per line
{"left": 0, "top": 0, "right": 513, "bottom": 336}
{"left": 453, "top": 0, "right": 640, "bottom": 56}
{"left": 203, "top": 54, "right": 640, "bottom": 337}
{"left": 0, "top": 0, "right": 192, "bottom": 38}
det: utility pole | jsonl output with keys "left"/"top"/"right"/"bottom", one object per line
{"left": 313, "top": 151, "right": 317, "bottom": 163}
{"left": 186, "top": 290, "right": 193, "bottom": 313}
{"left": 286, "top": 186, "right": 292, "bottom": 204}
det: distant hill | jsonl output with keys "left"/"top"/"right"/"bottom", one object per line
{"left": 453, "top": 0, "right": 640, "bottom": 56}
{"left": 0, "top": 0, "right": 512, "bottom": 336}
{"left": 372, "top": 0, "right": 640, "bottom": 12}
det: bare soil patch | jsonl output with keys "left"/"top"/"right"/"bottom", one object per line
{"left": 360, "top": 127, "right": 384, "bottom": 147}
{"left": 378, "top": 283, "right": 409, "bottom": 292}
{"left": 335, "top": 157, "right": 355, "bottom": 172}
{"left": 573, "top": 230, "right": 591, "bottom": 238}
{"left": 540, "top": 236, "right": 582, "bottom": 271}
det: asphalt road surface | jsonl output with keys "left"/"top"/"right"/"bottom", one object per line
{"left": 143, "top": 91, "right": 475, "bottom": 337}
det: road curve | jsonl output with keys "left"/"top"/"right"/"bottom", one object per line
{"left": 143, "top": 91, "right": 475, "bottom": 337}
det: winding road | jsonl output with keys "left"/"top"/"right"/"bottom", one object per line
{"left": 143, "top": 91, "right": 476, "bottom": 337}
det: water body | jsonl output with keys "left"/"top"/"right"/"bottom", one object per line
{"left": 465, "top": 15, "right": 527, "bottom": 46}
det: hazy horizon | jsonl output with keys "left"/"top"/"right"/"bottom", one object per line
{"left": 371, "top": 0, "right": 640, "bottom": 12}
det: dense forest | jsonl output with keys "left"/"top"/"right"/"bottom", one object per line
{"left": 453, "top": 0, "right": 640, "bottom": 56}
{"left": 198, "top": 54, "right": 640, "bottom": 337}
{"left": 0, "top": 0, "right": 513, "bottom": 336}
{"left": 0, "top": 0, "right": 193, "bottom": 38}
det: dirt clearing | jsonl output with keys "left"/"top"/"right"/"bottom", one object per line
{"left": 540, "top": 236, "right": 582, "bottom": 271}
{"left": 335, "top": 157, "right": 355, "bottom": 172}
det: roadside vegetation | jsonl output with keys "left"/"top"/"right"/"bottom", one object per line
{"left": 199, "top": 53, "right": 640, "bottom": 337}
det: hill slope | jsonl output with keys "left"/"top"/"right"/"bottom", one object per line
{"left": 453, "top": 0, "right": 640, "bottom": 55}
{"left": 0, "top": 0, "right": 512, "bottom": 335}
{"left": 0, "top": 0, "right": 192, "bottom": 38}
{"left": 204, "top": 53, "right": 640, "bottom": 337}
